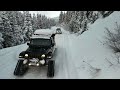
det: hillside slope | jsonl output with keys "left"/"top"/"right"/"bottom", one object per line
{"left": 68, "top": 11, "right": 120, "bottom": 79}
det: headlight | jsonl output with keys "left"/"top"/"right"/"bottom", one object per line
{"left": 47, "top": 56, "right": 52, "bottom": 59}
{"left": 41, "top": 54, "right": 45, "bottom": 58}
{"left": 25, "top": 54, "right": 28, "bottom": 57}
{"left": 19, "top": 56, "right": 23, "bottom": 58}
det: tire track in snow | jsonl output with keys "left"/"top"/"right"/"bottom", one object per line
{"left": 62, "top": 34, "right": 71, "bottom": 78}
{"left": 61, "top": 34, "right": 70, "bottom": 78}
{"left": 55, "top": 30, "right": 79, "bottom": 79}
{"left": 63, "top": 34, "right": 79, "bottom": 79}
{"left": 54, "top": 34, "right": 68, "bottom": 79}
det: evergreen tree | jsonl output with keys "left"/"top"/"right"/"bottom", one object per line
{"left": 0, "top": 15, "right": 4, "bottom": 49}
{"left": 23, "top": 11, "right": 33, "bottom": 42}
{"left": 65, "top": 11, "right": 71, "bottom": 24}
{"left": 37, "top": 14, "right": 42, "bottom": 29}
{"left": 1, "top": 11, "right": 14, "bottom": 48}
{"left": 0, "top": 32, "right": 3, "bottom": 49}
{"left": 32, "top": 13, "right": 38, "bottom": 32}
{"left": 59, "top": 11, "right": 64, "bottom": 24}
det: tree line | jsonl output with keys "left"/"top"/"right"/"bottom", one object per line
{"left": 59, "top": 11, "right": 114, "bottom": 34}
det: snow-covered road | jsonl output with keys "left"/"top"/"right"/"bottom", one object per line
{"left": 54, "top": 30, "right": 79, "bottom": 79}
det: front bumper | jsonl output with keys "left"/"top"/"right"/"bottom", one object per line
{"left": 21, "top": 58, "right": 47, "bottom": 66}
{"left": 19, "top": 53, "right": 52, "bottom": 60}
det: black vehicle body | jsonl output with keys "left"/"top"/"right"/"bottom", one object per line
{"left": 56, "top": 28, "right": 62, "bottom": 34}
{"left": 14, "top": 34, "right": 56, "bottom": 77}
{"left": 20, "top": 37, "right": 55, "bottom": 60}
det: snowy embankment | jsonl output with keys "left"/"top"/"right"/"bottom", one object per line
{"left": 67, "top": 11, "right": 120, "bottom": 79}
{"left": 0, "top": 11, "right": 120, "bottom": 79}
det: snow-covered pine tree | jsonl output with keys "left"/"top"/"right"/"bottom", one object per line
{"left": 1, "top": 11, "right": 14, "bottom": 48}
{"left": 41, "top": 15, "right": 45, "bottom": 29}
{"left": 63, "top": 12, "right": 66, "bottom": 23}
{"left": 0, "top": 32, "right": 4, "bottom": 49}
{"left": 23, "top": 11, "right": 33, "bottom": 42}
{"left": 14, "top": 11, "right": 25, "bottom": 45}
{"left": 36, "top": 13, "right": 42, "bottom": 29}
{"left": 69, "top": 11, "right": 77, "bottom": 33}
{"left": 32, "top": 13, "right": 38, "bottom": 32}
{"left": 46, "top": 18, "right": 54, "bottom": 29}
{"left": 99, "top": 11, "right": 105, "bottom": 16}
{"left": 91, "top": 11, "right": 99, "bottom": 23}
{"left": 6, "top": 11, "right": 18, "bottom": 46}
{"left": 49, "top": 18, "right": 56, "bottom": 27}
{"left": 65, "top": 11, "right": 71, "bottom": 24}
{"left": 59, "top": 11, "right": 64, "bottom": 24}
{"left": 0, "top": 14, "right": 4, "bottom": 49}
{"left": 98, "top": 11, "right": 110, "bottom": 18}
{"left": 47, "top": 17, "right": 50, "bottom": 28}
{"left": 41, "top": 15, "right": 48, "bottom": 29}
{"left": 6, "top": 11, "right": 24, "bottom": 46}
{"left": 18, "top": 12, "right": 24, "bottom": 29}
{"left": 102, "top": 11, "right": 114, "bottom": 18}
{"left": 85, "top": 11, "right": 93, "bottom": 23}
{"left": 16, "top": 11, "right": 25, "bottom": 44}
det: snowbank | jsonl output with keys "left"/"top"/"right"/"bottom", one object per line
{"left": 68, "top": 11, "right": 120, "bottom": 79}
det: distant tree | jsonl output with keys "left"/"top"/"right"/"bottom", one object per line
{"left": 32, "top": 13, "right": 38, "bottom": 32}
{"left": 34, "top": 13, "right": 56, "bottom": 29}
{"left": 36, "top": 14, "right": 42, "bottom": 29}
{"left": 61, "top": 11, "right": 114, "bottom": 34}
{"left": 0, "top": 15, "right": 4, "bottom": 49}
{"left": 65, "top": 11, "right": 72, "bottom": 24}
{"left": 0, "top": 32, "right": 4, "bottom": 49}
{"left": 59, "top": 11, "right": 64, "bottom": 24}
{"left": 103, "top": 11, "right": 114, "bottom": 18}
{"left": 23, "top": 11, "right": 33, "bottom": 42}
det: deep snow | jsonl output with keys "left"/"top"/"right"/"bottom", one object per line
{"left": 1, "top": 11, "right": 120, "bottom": 79}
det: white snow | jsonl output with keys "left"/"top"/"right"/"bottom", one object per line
{"left": 31, "top": 35, "right": 51, "bottom": 39}
{"left": 32, "top": 29, "right": 56, "bottom": 39}
{"left": 34, "top": 29, "right": 56, "bottom": 35}
{"left": 1, "top": 11, "right": 120, "bottom": 79}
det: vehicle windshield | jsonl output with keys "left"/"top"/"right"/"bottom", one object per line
{"left": 30, "top": 39, "right": 51, "bottom": 46}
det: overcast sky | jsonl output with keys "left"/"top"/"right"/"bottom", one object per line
{"left": 29, "top": 11, "right": 61, "bottom": 18}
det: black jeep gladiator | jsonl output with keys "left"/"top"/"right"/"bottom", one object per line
{"left": 13, "top": 34, "right": 56, "bottom": 77}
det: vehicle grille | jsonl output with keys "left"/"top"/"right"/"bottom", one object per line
{"left": 29, "top": 53, "right": 41, "bottom": 58}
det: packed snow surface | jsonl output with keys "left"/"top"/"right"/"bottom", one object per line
{"left": 34, "top": 29, "right": 56, "bottom": 35}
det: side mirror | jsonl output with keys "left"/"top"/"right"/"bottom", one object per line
{"left": 27, "top": 43, "right": 30, "bottom": 46}
{"left": 51, "top": 43, "right": 54, "bottom": 47}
